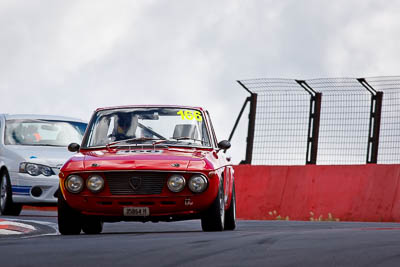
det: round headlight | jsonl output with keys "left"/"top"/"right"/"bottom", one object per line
{"left": 26, "top": 163, "right": 40, "bottom": 176}
{"left": 40, "top": 166, "right": 53, "bottom": 176}
{"left": 188, "top": 174, "right": 208, "bottom": 193}
{"left": 167, "top": 174, "right": 186, "bottom": 192}
{"left": 65, "top": 175, "right": 84, "bottom": 193}
{"left": 86, "top": 175, "right": 104, "bottom": 193}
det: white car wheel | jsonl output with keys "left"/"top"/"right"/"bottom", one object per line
{"left": 0, "top": 170, "right": 22, "bottom": 216}
{"left": 0, "top": 174, "right": 7, "bottom": 211}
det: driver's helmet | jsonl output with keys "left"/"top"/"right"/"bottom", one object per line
{"left": 116, "top": 112, "right": 132, "bottom": 134}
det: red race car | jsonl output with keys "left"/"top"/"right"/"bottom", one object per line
{"left": 58, "top": 105, "right": 236, "bottom": 235}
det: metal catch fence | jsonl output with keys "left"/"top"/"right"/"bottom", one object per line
{"left": 230, "top": 76, "right": 400, "bottom": 165}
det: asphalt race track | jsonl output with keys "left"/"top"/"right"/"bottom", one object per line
{"left": 1, "top": 210, "right": 400, "bottom": 267}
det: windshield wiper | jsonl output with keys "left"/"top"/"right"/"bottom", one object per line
{"left": 144, "top": 138, "right": 204, "bottom": 149}
{"left": 106, "top": 137, "right": 164, "bottom": 149}
{"left": 106, "top": 137, "right": 205, "bottom": 150}
{"left": 151, "top": 137, "right": 204, "bottom": 145}
{"left": 24, "top": 144, "right": 65, "bottom": 147}
{"left": 171, "top": 137, "right": 204, "bottom": 144}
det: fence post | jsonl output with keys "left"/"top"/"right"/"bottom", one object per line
{"left": 237, "top": 81, "right": 257, "bottom": 164}
{"left": 296, "top": 80, "right": 322, "bottom": 164}
{"left": 228, "top": 97, "right": 250, "bottom": 143}
{"left": 357, "top": 78, "right": 383, "bottom": 164}
{"left": 245, "top": 93, "right": 257, "bottom": 164}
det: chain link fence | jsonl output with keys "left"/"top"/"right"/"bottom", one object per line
{"left": 239, "top": 79, "right": 310, "bottom": 165}
{"left": 236, "top": 76, "right": 400, "bottom": 165}
{"left": 367, "top": 77, "right": 400, "bottom": 164}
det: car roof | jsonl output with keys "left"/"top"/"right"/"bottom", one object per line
{"left": 2, "top": 114, "right": 86, "bottom": 123}
{"left": 94, "top": 105, "right": 205, "bottom": 112}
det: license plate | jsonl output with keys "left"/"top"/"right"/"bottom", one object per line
{"left": 123, "top": 207, "right": 150, "bottom": 216}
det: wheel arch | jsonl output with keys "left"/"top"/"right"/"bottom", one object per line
{"left": 220, "top": 166, "right": 235, "bottom": 210}
{"left": 225, "top": 166, "right": 235, "bottom": 209}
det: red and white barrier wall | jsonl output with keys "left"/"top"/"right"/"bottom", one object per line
{"left": 234, "top": 164, "right": 400, "bottom": 222}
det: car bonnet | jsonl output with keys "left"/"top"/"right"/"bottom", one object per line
{"left": 81, "top": 148, "right": 214, "bottom": 172}
{"left": 7, "top": 145, "right": 76, "bottom": 169}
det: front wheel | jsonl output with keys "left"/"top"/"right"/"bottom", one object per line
{"left": 201, "top": 179, "right": 225, "bottom": 231}
{"left": 57, "top": 191, "right": 82, "bottom": 235}
{"left": 224, "top": 181, "right": 236, "bottom": 230}
{"left": 0, "top": 170, "right": 22, "bottom": 216}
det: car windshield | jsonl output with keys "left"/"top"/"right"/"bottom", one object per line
{"left": 4, "top": 119, "right": 87, "bottom": 147}
{"left": 84, "top": 107, "right": 211, "bottom": 148}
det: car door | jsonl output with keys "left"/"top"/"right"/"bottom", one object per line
{"left": 204, "top": 110, "right": 233, "bottom": 206}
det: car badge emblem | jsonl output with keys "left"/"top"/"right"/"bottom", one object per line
{"left": 129, "top": 177, "right": 142, "bottom": 190}
{"left": 185, "top": 198, "right": 193, "bottom": 206}
{"left": 171, "top": 163, "right": 180, "bottom": 167}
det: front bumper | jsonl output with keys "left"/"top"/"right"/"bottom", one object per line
{"left": 62, "top": 177, "right": 219, "bottom": 220}
{"left": 65, "top": 194, "right": 216, "bottom": 217}
{"left": 9, "top": 171, "right": 59, "bottom": 204}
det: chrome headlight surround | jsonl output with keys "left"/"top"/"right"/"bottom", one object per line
{"left": 65, "top": 175, "right": 84, "bottom": 193}
{"left": 19, "top": 162, "right": 55, "bottom": 177}
{"left": 167, "top": 174, "right": 186, "bottom": 192}
{"left": 188, "top": 174, "right": 208, "bottom": 193}
{"left": 86, "top": 175, "right": 104, "bottom": 193}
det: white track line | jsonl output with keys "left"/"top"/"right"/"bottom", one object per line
{"left": 7, "top": 219, "right": 59, "bottom": 238}
{"left": 0, "top": 229, "right": 22, "bottom": 235}
{"left": 0, "top": 220, "right": 36, "bottom": 230}
{"left": 0, "top": 219, "right": 37, "bottom": 236}
{"left": 0, "top": 218, "right": 58, "bottom": 237}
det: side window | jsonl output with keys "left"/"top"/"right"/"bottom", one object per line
{"left": 92, "top": 115, "right": 113, "bottom": 146}
{"left": 205, "top": 111, "right": 218, "bottom": 148}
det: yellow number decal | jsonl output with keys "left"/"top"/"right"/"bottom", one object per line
{"left": 184, "top": 110, "right": 193, "bottom": 120}
{"left": 193, "top": 111, "right": 202, "bottom": 121}
{"left": 177, "top": 110, "right": 203, "bottom": 121}
{"left": 177, "top": 110, "right": 185, "bottom": 120}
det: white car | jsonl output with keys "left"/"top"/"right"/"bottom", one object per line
{"left": 0, "top": 114, "right": 87, "bottom": 216}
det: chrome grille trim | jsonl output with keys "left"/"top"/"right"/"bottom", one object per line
{"left": 104, "top": 172, "right": 167, "bottom": 195}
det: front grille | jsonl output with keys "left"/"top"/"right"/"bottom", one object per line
{"left": 104, "top": 172, "right": 167, "bottom": 195}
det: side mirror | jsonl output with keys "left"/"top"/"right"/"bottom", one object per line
{"left": 218, "top": 140, "right": 231, "bottom": 150}
{"left": 68, "top": 143, "right": 80, "bottom": 152}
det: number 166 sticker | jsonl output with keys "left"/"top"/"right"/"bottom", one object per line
{"left": 177, "top": 110, "right": 202, "bottom": 122}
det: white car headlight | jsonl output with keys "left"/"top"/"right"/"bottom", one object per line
{"left": 167, "top": 174, "right": 186, "bottom": 192}
{"left": 19, "top": 162, "right": 55, "bottom": 176}
{"left": 86, "top": 175, "right": 104, "bottom": 193}
{"left": 26, "top": 163, "right": 40, "bottom": 176}
{"left": 65, "top": 175, "right": 84, "bottom": 193}
{"left": 188, "top": 174, "right": 208, "bottom": 193}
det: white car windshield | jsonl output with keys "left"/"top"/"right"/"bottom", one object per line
{"left": 5, "top": 120, "right": 87, "bottom": 147}
{"left": 84, "top": 107, "right": 211, "bottom": 148}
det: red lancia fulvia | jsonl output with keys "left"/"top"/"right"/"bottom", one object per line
{"left": 58, "top": 105, "right": 236, "bottom": 235}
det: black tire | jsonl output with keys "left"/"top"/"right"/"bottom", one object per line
{"left": 57, "top": 191, "right": 82, "bottom": 235}
{"left": 82, "top": 216, "right": 103, "bottom": 234}
{"left": 0, "top": 170, "right": 23, "bottom": 216}
{"left": 224, "top": 181, "right": 236, "bottom": 231}
{"left": 201, "top": 178, "right": 225, "bottom": 231}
